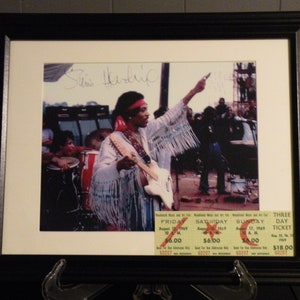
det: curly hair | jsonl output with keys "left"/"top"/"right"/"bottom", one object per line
{"left": 111, "top": 91, "right": 144, "bottom": 128}
{"left": 51, "top": 130, "right": 74, "bottom": 152}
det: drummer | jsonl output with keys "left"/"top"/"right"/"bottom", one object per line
{"left": 42, "top": 130, "right": 90, "bottom": 170}
{"left": 84, "top": 128, "right": 113, "bottom": 151}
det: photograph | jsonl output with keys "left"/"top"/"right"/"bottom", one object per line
{"left": 40, "top": 61, "right": 259, "bottom": 232}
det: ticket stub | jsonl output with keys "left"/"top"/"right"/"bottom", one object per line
{"left": 155, "top": 211, "right": 294, "bottom": 256}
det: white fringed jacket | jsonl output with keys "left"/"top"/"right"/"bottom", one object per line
{"left": 90, "top": 100, "right": 199, "bottom": 231}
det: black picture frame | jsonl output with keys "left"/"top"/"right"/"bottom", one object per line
{"left": 0, "top": 12, "right": 300, "bottom": 286}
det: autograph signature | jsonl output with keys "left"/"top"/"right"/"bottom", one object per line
{"left": 63, "top": 64, "right": 158, "bottom": 89}
{"left": 64, "top": 68, "right": 94, "bottom": 89}
{"left": 103, "top": 65, "right": 158, "bottom": 87}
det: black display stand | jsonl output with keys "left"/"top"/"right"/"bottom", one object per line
{"left": 41, "top": 259, "right": 257, "bottom": 300}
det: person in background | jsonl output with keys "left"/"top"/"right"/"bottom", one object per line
{"left": 245, "top": 74, "right": 256, "bottom": 101}
{"left": 217, "top": 106, "right": 245, "bottom": 153}
{"left": 85, "top": 128, "right": 113, "bottom": 151}
{"left": 42, "top": 130, "right": 89, "bottom": 170}
{"left": 193, "top": 106, "right": 229, "bottom": 196}
{"left": 42, "top": 115, "right": 54, "bottom": 154}
{"left": 243, "top": 99, "right": 257, "bottom": 121}
{"left": 215, "top": 97, "right": 228, "bottom": 120}
{"left": 237, "top": 75, "right": 246, "bottom": 102}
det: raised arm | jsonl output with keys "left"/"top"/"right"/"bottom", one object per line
{"left": 182, "top": 73, "right": 210, "bottom": 105}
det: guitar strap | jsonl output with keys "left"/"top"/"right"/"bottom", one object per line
{"left": 123, "top": 129, "right": 151, "bottom": 165}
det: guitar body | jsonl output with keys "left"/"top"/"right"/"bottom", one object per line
{"left": 143, "top": 163, "right": 174, "bottom": 210}
{"left": 110, "top": 133, "right": 174, "bottom": 210}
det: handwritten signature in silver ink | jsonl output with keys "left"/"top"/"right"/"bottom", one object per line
{"left": 64, "top": 68, "right": 94, "bottom": 89}
{"left": 102, "top": 65, "right": 158, "bottom": 88}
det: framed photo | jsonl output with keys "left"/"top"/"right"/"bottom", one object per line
{"left": 0, "top": 13, "right": 300, "bottom": 285}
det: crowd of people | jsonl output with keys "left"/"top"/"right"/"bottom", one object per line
{"left": 186, "top": 97, "right": 257, "bottom": 196}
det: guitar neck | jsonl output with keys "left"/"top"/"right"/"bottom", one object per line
{"left": 110, "top": 134, "right": 158, "bottom": 181}
{"left": 134, "top": 160, "right": 158, "bottom": 181}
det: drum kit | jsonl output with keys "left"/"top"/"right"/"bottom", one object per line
{"left": 44, "top": 150, "right": 99, "bottom": 230}
{"left": 78, "top": 150, "right": 98, "bottom": 211}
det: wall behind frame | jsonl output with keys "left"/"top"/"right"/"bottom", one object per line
{"left": 0, "top": 0, "right": 300, "bottom": 14}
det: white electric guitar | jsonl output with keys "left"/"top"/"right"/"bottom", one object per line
{"left": 110, "top": 133, "right": 174, "bottom": 210}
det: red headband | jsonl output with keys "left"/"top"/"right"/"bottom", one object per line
{"left": 114, "top": 99, "right": 147, "bottom": 131}
{"left": 128, "top": 99, "right": 146, "bottom": 110}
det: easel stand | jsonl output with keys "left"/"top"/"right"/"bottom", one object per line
{"left": 41, "top": 259, "right": 257, "bottom": 300}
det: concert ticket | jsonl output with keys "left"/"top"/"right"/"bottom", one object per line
{"left": 155, "top": 211, "right": 294, "bottom": 256}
